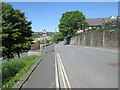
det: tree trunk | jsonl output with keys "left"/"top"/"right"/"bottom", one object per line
{"left": 16, "top": 51, "right": 20, "bottom": 58}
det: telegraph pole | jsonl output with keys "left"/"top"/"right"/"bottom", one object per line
{"left": 55, "top": 28, "right": 57, "bottom": 34}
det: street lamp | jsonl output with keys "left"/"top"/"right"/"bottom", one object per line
{"left": 81, "top": 23, "right": 85, "bottom": 33}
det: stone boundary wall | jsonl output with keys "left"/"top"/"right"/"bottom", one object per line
{"left": 69, "top": 29, "right": 118, "bottom": 47}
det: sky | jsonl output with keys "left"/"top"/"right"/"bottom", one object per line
{"left": 2, "top": 0, "right": 120, "bottom": 2}
{"left": 7, "top": 2, "right": 118, "bottom": 32}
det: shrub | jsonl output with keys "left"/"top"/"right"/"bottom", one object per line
{"left": 2, "top": 55, "right": 42, "bottom": 88}
{"left": 2, "top": 60, "right": 25, "bottom": 84}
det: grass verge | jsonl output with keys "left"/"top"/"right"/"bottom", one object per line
{"left": 2, "top": 54, "right": 43, "bottom": 89}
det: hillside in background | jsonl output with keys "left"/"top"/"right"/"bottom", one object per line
{"left": 33, "top": 32, "right": 55, "bottom": 38}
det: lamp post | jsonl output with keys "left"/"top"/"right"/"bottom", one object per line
{"left": 44, "top": 36, "right": 46, "bottom": 53}
{"left": 42, "top": 29, "right": 48, "bottom": 54}
{"left": 82, "top": 23, "right": 85, "bottom": 33}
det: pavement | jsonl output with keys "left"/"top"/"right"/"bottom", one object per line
{"left": 22, "top": 44, "right": 56, "bottom": 88}
{"left": 55, "top": 41, "right": 118, "bottom": 88}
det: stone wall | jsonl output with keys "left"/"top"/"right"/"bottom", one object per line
{"left": 66, "top": 29, "right": 118, "bottom": 47}
{"left": 92, "top": 32, "right": 103, "bottom": 46}
{"left": 104, "top": 29, "right": 118, "bottom": 46}
{"left": 30, "top": 44, "right": 40, "bottom": 50}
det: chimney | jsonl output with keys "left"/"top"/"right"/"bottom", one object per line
{"left": 117, "top": 16, "right": 120, "bottom": 21}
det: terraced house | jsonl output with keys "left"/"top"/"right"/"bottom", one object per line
{"left": 77, "top": 16, "right": 118, "bottom": 33}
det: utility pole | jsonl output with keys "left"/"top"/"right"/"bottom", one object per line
{"left": 44, "top": 36, "right": 46, "bottom": 53}
{"left": 55, "top": 28, "right": 57, "bottom": 34}
{"left": 82, "top": 23, "right": 85, "bottom": 33}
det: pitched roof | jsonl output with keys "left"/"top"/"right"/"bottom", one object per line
{"left": 86, "top": 18, "right": 116, "bottom": 26}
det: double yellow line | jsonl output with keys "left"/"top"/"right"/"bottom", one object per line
{"left": 55, "top": 50, "right": 71, "bottom": 89}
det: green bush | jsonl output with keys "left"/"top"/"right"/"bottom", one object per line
{"left": 2, "top": 60, "right": 25, "bottom": 84}
{"left": 35, "top": 39, "right": 51, "bottom": 44}
{"left": 2, "top": 55, "right": 42, "bottom": 88}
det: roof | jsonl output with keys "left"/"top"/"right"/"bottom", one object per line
{"left": 86, "top": 18, "right": 116, "bottom": 26}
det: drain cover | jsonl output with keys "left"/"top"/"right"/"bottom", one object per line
{"left": 109, "top": 62, "right": 120, "bottom": 66}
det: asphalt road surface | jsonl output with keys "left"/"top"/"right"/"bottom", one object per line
{"left": 55, "top": 41, "right": 118, "bottom": 88}
{"left": 22, "top": 44, "right": 56, "bottom": 88}
{"left": 22, "top": 42, "right": 118, "bottom": 88}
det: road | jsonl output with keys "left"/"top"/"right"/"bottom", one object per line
{"left": 55, "top": 41, "right": 118, "bottom": 88}
{"left": 21, "top": 42, "right": 118, "bottom": 88}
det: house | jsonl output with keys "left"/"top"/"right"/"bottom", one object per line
{"left": 86, "top": 16, "right": 116, "bottom": 31}
{"left": 117, "top": 16, "right": 120, "bottom": 21}
{"left": 77, "top": 16, "right": 116, "bottom": 33}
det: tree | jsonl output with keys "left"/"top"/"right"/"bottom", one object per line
{"left": 58, "top": 10, "right": 88, "bottom": 36}
{"left": 2, "top": 2, "right": 33, "bottom": 59}
{"left": 51, "top": 32, "right": 64, "bottom": 43}
{"left": 35, "top": 39, "right": 50, "bottom": 44}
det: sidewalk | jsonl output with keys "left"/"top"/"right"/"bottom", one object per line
{"left": 22, "top": 45, "right": 55, "bottom": 88}
{"left": 73, "top": 46, "right": 118, "bottom": 53}
{"left": 91, "top": 46, "right": 118, "bottom": 51}
{"left": 85, "top": 46, "right": 118, "bottom": 53}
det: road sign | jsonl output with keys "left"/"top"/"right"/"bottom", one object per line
{"left": 42, "top": 29, "right": 48, "bottom": 36}
{"left": 42, "top": 29, "right": 48, "bottom": 53}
